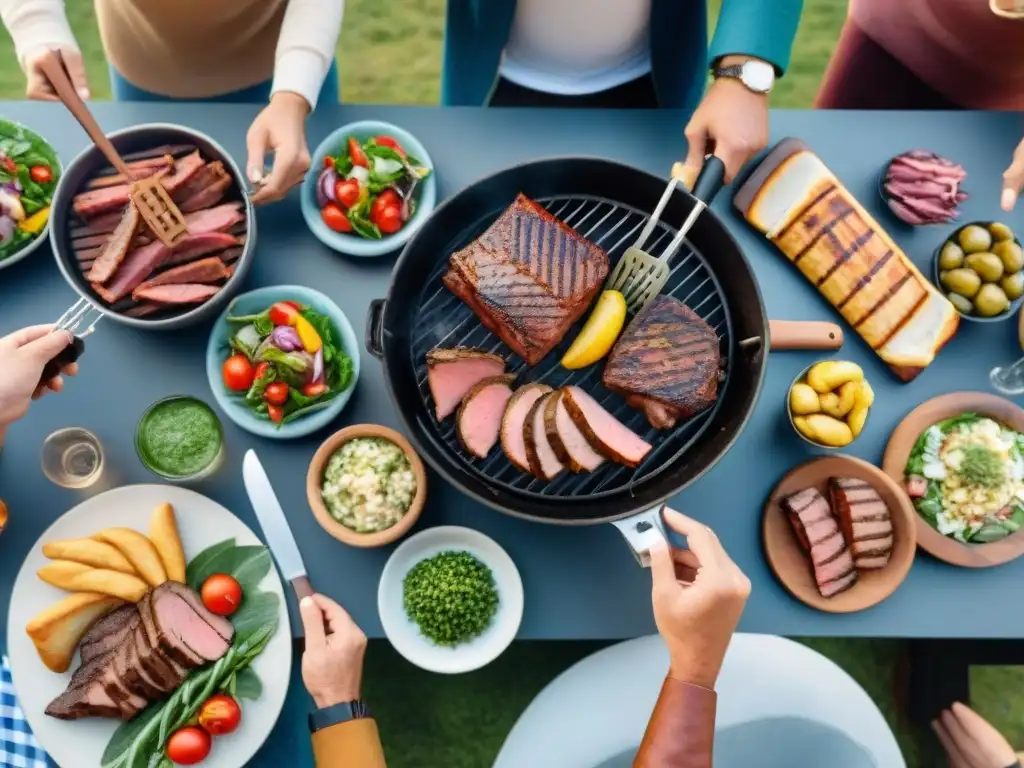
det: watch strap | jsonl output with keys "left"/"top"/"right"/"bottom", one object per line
{"left": 712, "top": 64, "right": 744, "bottom": 80}
{"left": 308, "top": 700, "right": 371, "bottom": 733}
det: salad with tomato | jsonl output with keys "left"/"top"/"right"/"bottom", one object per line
{"left": 316, "top": 133, "right": 431, "bottom": 239}
{"left": 220, "top": 301, "right": 355, "bottom": 426}
{"left": 0, "top": 119, "right": 59, "bottom": 262}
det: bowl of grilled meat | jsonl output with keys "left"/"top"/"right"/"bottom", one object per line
{"left": 51, "top": 124, "right": 255, "bottom": 330}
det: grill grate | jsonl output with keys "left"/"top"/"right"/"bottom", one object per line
{"left": 410, "top": 194, "right": 735, "bottom": 501}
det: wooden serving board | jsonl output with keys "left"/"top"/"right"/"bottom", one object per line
{"left": 763, "top": 455, "right": 916, "bottom": 614}
{"left": 881, "top": 391, "right": 1024, "bottom": 568}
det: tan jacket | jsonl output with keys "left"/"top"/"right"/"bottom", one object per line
{"left": 634, "top": 677, "right": 716, "bottom": 768}
{"left": 313, "top": 718, "right": 387, "bottom": 767}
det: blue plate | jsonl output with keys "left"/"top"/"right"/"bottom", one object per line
{"left": 301, "top": 120, "right": 436, "bottom": 258}
{"left": 205, "top": 285, "right": 361, "bottom": 439}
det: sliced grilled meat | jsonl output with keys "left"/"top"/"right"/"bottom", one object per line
{"left": 444, "top": 194, "right": 608, "bottom": 365}
{"left": 133, "top": 283, "right": 221, "bottom": 305}
{"left": 131, "top": 256, "right": 229, "bottom": 301}
{"left": 561, "top": 386, "right": 652, "bottom": 467}
{"left": 829, "top": 477, "right": 893, "bottom": 570}
{"left": 86, "top": 203, "right": 140, "bottom": 283}
{"left": 501, "top": 382, "right": 552, "bottom": 472}
{"left": 45, "top": 655, "right": 125, "bottom": 720}
{"left": 79, "top": 604, "right": 138, "bottom": 665}
{"left": 456, "top": 374, "right": 516, "bottom": 458}
{"left": 603, "top": 296, "right": 720, "bottom": 429}
{"left": 782, "top": 488, "right": 858, "bottom": 598}
{"left": 524, "top": 391, "right": 565, "bottom": 480}
{"left": 426, "top": 347, "right": 506, "bottom": 420}
{"left": 544, "top": 389, "right": 604, "bottom": 473}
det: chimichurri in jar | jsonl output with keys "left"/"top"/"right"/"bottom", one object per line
{"left": 136, "top": 396, "right": 223, "bottom": 480}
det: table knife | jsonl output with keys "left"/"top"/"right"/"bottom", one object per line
{"left": 242, "top": 449, "right": 313, "bottom": 601}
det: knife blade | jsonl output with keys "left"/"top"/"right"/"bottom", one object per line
{"left": 242, "top": 449, "right": 313, "bottom": 600}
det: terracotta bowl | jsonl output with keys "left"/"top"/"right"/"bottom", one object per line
{"left": 306, "top": 424, "right": 427, "bottom": 548}
{"left": 763, "top": 455, "right": 917, "bottom": 614}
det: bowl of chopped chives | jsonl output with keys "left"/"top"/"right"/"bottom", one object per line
{"left": 377, "top": 526, "right": 524, "bottom": 674}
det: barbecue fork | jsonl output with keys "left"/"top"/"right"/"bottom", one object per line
{"left": 606, "top": 158, "right": 724, "bottom": 315}
{"left": 37, "top": 298, "right": 103, "bottom": 389}
{"left": 35, "top": 49, "right": 188, "bottom": 248}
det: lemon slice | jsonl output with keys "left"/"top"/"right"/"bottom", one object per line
{"left": 561, "top": 290, "right": 628, "bottom": 370}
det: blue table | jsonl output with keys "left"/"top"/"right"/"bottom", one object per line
{"left": 0, "top": 103, "right": 1022, "bottom": 651}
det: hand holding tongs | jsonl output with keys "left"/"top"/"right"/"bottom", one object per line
{"left": 37, "top": 298, "right": 102, "bottom": 388}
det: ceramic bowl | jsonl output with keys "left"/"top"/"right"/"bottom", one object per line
{"left": 306, "top": 424, "right": 426, "bottom": 547}
{"left": 378, "top": 526, "right": 524, "bottom": 673}
{"left": 0, "top": 118, "right": 62, "bottom": 272}
{"left": 932, "top": 222, "right": 1024, "bottom": 323}
{"left": 205, "top": 285, "right": 360, "bottom": 439}
{"left": 301, "top": 120, "right": 436, "bottom": 258}
{"left": 787, "top": 362, "right": 871, "bottom": 450}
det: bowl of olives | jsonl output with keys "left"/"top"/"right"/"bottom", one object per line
{"left": 934, "top": 221, "right": 1024, "bottom": 321}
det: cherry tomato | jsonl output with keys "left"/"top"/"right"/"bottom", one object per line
{"left": 166, "top": 726, "right": 211, "bottom": 765}
{"left": 301, "top": 382, "right": 328, "bottom": 398}
{"left": 348, "top": 137, "right": 368, "bottom": 168}
{"left": 377, "top": 205, "right": 403, "bottom": 235}
{"left": 198, "top": 694, "right": 242, "bottom": 736}
{"left": 221, "top": 354, "right": 255, "bottom": 392}
{"left": 267, "top": 403, "right": 284, "bottom": 423}
{"left": 321, "top": 202, "right": 352, "bottom": 233}
{"left": 253, "top": 361, "right": 270, "bottom": 381}
{"left": 0, "top": 156, "right": 16, "bottom": 174}
{"left": 200, "top": 573, "right": 243, "bottom": 617}
{"left": 268, "top": 301, "right": 300, "bottom": 326}
{"left": 323, "top": 156, "right": 335, "bottom": 168}
{"left": 29, "top": 165, "right": 52, "bottom": 184}
{"left": 335, "top": 179, "right": 361, "bottom": 209}
{"left": 263, "top": 381, "right": 289, "bottom": 406}
{"left": 374, "top": 135, "right": 406, "bottom": 158}
{"left": 371, "top": 189, "right": 400, "bottom": 224}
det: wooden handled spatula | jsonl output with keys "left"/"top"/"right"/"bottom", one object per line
{"left": 36, "top": 49, "right": 188, "bottom": 247}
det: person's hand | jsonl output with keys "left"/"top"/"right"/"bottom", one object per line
{"left": 246, "top": 92, "right": 311, "bottom": 205}
{"left": 299, "top": 593, "right": 367, "bottom": 709}
{"left": 649, "top": 508, "right": 750, "bottom": 690}
{"left": 932, "top": 702, "right": 1020, "bottom": 768}
{"left": 0, "top": 325, "right": 77, "bottom": 431}
{"left": 680, "top": 58, "right": 770, "bottom": 185}
{"left": 23, "top": 46, "right": 90, "bottom": 101}
{"left": 1001, "top": 137, "right": 1024, "bottom": 211}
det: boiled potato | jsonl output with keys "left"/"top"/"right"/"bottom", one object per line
{"left": 974, "top": 283, "right": 1010, "bottom": 317}
{"left": 959, "top": 225, "right": 993, "bottom": 254}
{"left": 792, "top": 416, "right": 816, "bottom": 442}
{"left": 42, "top": 538, "right": 135, "bottom": 575}
{"left": 989, "top": 222, "right": 1015, "bottom": 242}
{"left": 26, "top": 593, "right": 122, "bottom": 673}
{"left": 37, "top": 561, "right": 148, "bottom": 602}
{"left": 848, "top": 405, "right": 869, "bottom": 438}
{"left": 802, "top": 414, "right": 854, "bottom": 447}
{"left": 93, "top": 528, "right": 167, "bottom": 587}
{"left": 806, "top": 361, "right": 864, "bottom": 394}
{"left": 853, "top": 380, "right": 875, "bottom": 410}
{"left": 994, "top": 240, "right": 1024, "bottom": 273}
{"left": 789, "top": 383, "right": 820, "bottom": 415}
{"left": 149, "top": 503, "right": 186, "bottom": 584}
{"left": 1001, "top": 272, "right": 1024, "bottom": 301}
{"left": 965, "top": 252, "right": 1004, "bottom": 283}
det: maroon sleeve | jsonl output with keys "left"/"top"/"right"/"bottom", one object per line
{"left": 633, "top": 677, "right": 716, "bottom": 768}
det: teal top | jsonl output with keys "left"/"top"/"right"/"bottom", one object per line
{"left": 441, "top": 0, "right": 803, "bottom": 112}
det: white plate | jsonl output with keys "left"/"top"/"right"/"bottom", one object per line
{"left": 378, "top": 526, "right": 523, "bottom": 674}
{"left": 7, "top": 484, "right": 291, "bottom": 768}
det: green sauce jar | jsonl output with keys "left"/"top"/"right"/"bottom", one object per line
{"left": 136, "top": 396, "right": 224, "bottom": 481}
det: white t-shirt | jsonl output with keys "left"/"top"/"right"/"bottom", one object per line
{"left": 499, "top": 0, "right": 652, "bottom": 96}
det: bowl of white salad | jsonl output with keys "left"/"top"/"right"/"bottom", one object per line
{"left": 307, "top": 424, "right": 426, "bottom": 547}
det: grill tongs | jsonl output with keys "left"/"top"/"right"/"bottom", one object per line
{"left": 36, "top": 298, "right": 103, "bottom": 390}
{"left": 35, "top": 49, "right": 188, "bottom": 248}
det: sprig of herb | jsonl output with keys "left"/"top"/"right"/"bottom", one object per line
{"left": 403, "top": 551, "right": 499, "bottom": 647}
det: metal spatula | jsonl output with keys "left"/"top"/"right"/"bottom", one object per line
{"left": 36, "top": 49, "right": 188, "bottom": 247}
{"left": 606, "top": 157, "right": 726, "bottom": 314}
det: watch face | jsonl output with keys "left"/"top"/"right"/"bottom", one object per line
{"left": 741, "top": 61, "right": 775, "bottom": 93}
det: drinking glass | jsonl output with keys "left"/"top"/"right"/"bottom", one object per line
{"left": 41, "top": 427, "right": 104, "bottom": 488}
{"left": 990, "top": 355, "right": 1024, "bottom": 395}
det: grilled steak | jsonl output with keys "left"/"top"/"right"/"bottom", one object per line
{"left": 86, "top": 203, "right": 141, "bottom": 283}
{"left": 175, "top": 161, "right": 232, "bottom": 212}
{"left": 85, "top": 155, "right": 175, "bottom": 190}
{"left": 561, "top": 386, "right": 652, "bottom": 468}
{"left": 782, "top": 488, "right": 858, "bottom": 598}
{"left": 604, "top": 296, "right": 720, "bottom": 430}
{"left": 133, "top": 283, "right": 221, "bottom": 305}
{"left": 426, "top": 347, "right": 506, "bottom": 420}
{"left": 79, "top": 604, "right": 138, "bottom": 665}
{"left": 544, "top": 389, "right": 604, "bottom": 473}
{"left": 524, "top": 391, "right": 565, "bottom": 480}
{"left": 73, "top": 151, "right": 205, "bottom": 219}
{"left": 444, "top": 194, "right": 609, "bottom": 365}
{"left": 501, "top": 383, "right": 552, "bottom": 472}
{"left": 829, "top": 477, "right": 893, "bottom": 570}
{"left": 132, "top": 257, "right": 229, "bottom": 301}
{"left": 456, "top": 374, "right": 516, "bottom": 458}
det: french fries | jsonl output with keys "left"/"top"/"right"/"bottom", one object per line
{"left": 42, "top": 538, "right": 135, "bottom": 574}
{"left": 93, "top": 527, "right": 167, "bottom": 587}
{"left": 26, "top": 593, "right": 123, "bottom": 673}
{"left": 149, "top": 503, "right": 186, "bottom": 583}
{"left": 38, "top": 560, "right": 149, "bottom": 602}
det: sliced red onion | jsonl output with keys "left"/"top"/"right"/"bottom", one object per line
{"left": 270, "top": 325, "right": 303, "bottom": 352}
{"left": 316, "top": 167, "right": 339, "bottom": 208}
{"left": 312, "top": 348, "right": 324, "bottom": 383}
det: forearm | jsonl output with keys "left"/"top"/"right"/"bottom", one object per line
{"left": 633, "top": 677, "right": 716, "bottom": 768}
{"left": 272, "top": 0, "right": 344, "bottom": 110}
{"left": 708, "top": 0, "right": 802, "bottom": 73}
{"left": 311, "top": 718, "right": 387, "bottom": 767}
{"left": 0, "top": 0, "right": 76, "bottom": 67}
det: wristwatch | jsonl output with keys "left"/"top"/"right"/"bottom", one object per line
{"left": 712, "top": 59, "right": 775, "bottom": 94}
{"left": 308, "top": 700, "right": 371, "bottom": 733}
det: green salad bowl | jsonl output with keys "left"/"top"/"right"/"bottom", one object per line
{"left": 0, "top": 117, "right": 61, "bottom": 271}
